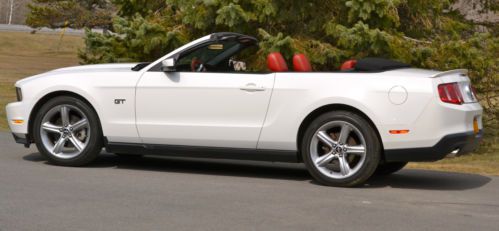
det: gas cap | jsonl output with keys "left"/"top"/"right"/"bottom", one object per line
{"left": 388, "top": 86, "right": 408, "bottom": 105}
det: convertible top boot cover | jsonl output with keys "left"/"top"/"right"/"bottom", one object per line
{"left": 355, "top": 58, "right": 410, "bottom": 72}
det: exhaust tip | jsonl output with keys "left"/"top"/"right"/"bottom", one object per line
{"left": 446, "top": 149, "right": 460, "bottom": 158}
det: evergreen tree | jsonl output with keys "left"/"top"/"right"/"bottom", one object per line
{"left": 26, "top": 0, "right": 113, "bottom": 29}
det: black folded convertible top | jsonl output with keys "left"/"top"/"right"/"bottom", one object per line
{"left": 355, "top": 58, "right": 410, "bottom": 72}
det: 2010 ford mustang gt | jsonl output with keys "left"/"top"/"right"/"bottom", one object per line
{"left": 6, "top": 32, "right": 483, "bottom": 187}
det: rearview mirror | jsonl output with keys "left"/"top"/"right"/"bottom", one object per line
{"left": 208, "top": 44, "right": 224, "bottom": 50}
{"left": 161, "top": 58, "right": 176, "bottom": 72}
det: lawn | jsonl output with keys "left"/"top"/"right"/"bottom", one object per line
{"left": 0, "top": 31, "right": 82, "bottom": 130}
{"left": 0, "top": 31, "right": 497, "bottom": 175}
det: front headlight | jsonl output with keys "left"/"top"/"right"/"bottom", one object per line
{"left": 16, "top": 87, "right": 22, "bottom": 101}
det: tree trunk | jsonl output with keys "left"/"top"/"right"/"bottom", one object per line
{"left": 8, "top": 0, "right": 14, "bottom": 25}
{"left": 0, "top": 1, "right": 3, "bottom": 24}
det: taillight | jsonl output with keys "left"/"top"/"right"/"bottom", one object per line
{"left": 438, "top": 83, "right": 463, "bottom": 105}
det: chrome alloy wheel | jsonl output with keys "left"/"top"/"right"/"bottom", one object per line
{"left": 310, "top": 121, "right": 367, "bottom": 179}
{"left": 39, "top": 104, "right": 90, "bottom": 159}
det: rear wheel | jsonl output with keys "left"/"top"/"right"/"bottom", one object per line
{"left": 301, "top": 111, "right": 381, "bottom": 187}
{"left": 33, "top": 96, "right": 103, "bottom": 166}
{"left": 375, "top": 162, "right": 408, "bottom": 175}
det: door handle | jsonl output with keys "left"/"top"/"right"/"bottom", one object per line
{"left": 240, "top": 83, "right": 265, "bottom": 92}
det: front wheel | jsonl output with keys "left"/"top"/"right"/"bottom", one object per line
{"left": 301, "top": 111, "right": 381, "bottom": 187}
{"left": 32, "top": 96, "right": 103, "bottom": 166}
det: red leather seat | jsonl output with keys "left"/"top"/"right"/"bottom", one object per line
{"left": 293, "top": 54, "right": 312, "bottom": 72}
{"left": 340, "top": 60, "right": 357, "bottom": 71}
{"left": 267, "top": 52, "right": 288, "bottom": 72}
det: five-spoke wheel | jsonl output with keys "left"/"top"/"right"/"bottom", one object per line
{"left": 33, "top": 96, "right": 103, "bottom": 166}
{"left": 40, "top": 105, "right": 90, "bottom": 159}
{"left": 302, "top": 111, "right": 381, "bottom": 187}
{"left": 311, "top": 121, "right": 367, "bottom": 179}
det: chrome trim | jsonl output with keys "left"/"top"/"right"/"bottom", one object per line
{"left": 40, "top": 104, "right": 90, "bottom": 159}
{"left": 310, "top": 121, "right": 367, "bottom": 179}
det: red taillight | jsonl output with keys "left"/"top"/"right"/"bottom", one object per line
{"left": 438, "top": 83, "right": 463, "bottom": 105}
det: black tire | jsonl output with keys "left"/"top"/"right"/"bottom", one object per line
{"left": 32, "top": 96, "right": 103, "bottom": 166}
{"left": 375, "top": 162, "right": 408, "bottom": 175}
{"left": 301, "top": 111, "right": 381, "bottom": 187}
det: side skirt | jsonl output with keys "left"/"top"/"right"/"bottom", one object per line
{"left": 105, "top": 141, "right": 299, "bottom": 163}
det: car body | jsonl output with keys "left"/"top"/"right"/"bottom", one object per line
{"left": 6, "top": 32, "right": 483, "bottom": 186}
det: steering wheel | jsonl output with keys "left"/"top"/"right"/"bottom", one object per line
{"left": 190, "top": 58, "right": 205, "bottom": 72}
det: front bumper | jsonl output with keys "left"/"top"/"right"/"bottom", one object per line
{"left": 6, "top": 101, "right": 30, "bottom": 134}
{"left": 7, "top": 100, "right": 32, "bottom": 148}
{"left": 384, "top": 130, "right": 483, "bottom": 162}
{"left": 12, "top": 133, "right": 31, "bottom": 148}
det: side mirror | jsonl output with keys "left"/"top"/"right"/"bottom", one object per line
{"left": 161, "top": 58, "right": 176, "bottom": 72}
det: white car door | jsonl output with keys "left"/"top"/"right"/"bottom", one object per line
{"left": 135, "top": 71, "right": 275, "bottom": 149}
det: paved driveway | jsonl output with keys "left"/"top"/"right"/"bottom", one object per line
{"left": 0, "top": 132, "right": 498, "bottom": 230}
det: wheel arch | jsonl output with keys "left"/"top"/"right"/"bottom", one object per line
{"left": 296, "top": 104, "right": 385, "bottom": 162}
{"left": 27, "top": 91, "right": 103, "bottom": 143}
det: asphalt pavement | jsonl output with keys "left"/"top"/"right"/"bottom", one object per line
{"left": 0, "top": 132, "right": 498, "bottom": 230}
{"left": 0, "top": 24, "right": 100, "bottom": 35}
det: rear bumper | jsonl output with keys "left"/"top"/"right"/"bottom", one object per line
{"left": 384, "top": 130, "right": 483, "bottom": 162}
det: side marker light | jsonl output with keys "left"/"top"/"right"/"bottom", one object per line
{"left": 389, "top": 130, "right": 409, "bottom": 134}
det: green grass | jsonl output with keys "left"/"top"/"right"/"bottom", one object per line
{"left": 0, "top": 31, "right": 83, "bottom": 129}
{"left": 409, "top": 150, "right": 499, "bottom": 176}
{"left": 0, "top": 31, "right": 497, "bottom": 175}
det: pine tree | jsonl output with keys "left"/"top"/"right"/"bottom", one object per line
{"left": 26, "top": 0, "right": 113, "bottom": 29}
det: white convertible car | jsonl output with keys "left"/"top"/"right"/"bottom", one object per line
{"left": 6, "top": 33, "right": 483, "bottom": 187}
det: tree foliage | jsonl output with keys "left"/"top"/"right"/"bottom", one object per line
{"left": 26, "top": 0, "right": 113, "bottom": 29}
{"left": 51, "top": 0, "right": 499, "bottom": 152}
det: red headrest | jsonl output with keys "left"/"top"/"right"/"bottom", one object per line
{"left": 267, "top": 52, "right": 288, "bottom": 72}
{"left": 340, "top": 60, "right": 357, "bottom": 71}
{"left": 293, "top": 54, "right": 312, "bottom": 72}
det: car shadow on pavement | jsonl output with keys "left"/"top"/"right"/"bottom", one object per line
{"left": 23, "top": 152, "right": 491, "bottom": 190}
{"left": 364, "top": 169, "right": 491, "bottom": 191}
{"left": 23, "top": 152, "right": 311, "bottom": 182}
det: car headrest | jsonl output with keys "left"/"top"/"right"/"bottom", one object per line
{"left": 293, "top": 54, "right": 312, "bottom": 72}
{"left": 340, "top": 60, "right": 357, "bottom": 71}
{"left": 267, "top": 52, "right": 288, "bottom": 72}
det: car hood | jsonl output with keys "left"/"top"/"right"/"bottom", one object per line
{"left": 16, "top": 63, "right": 140, "bottom": 86}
